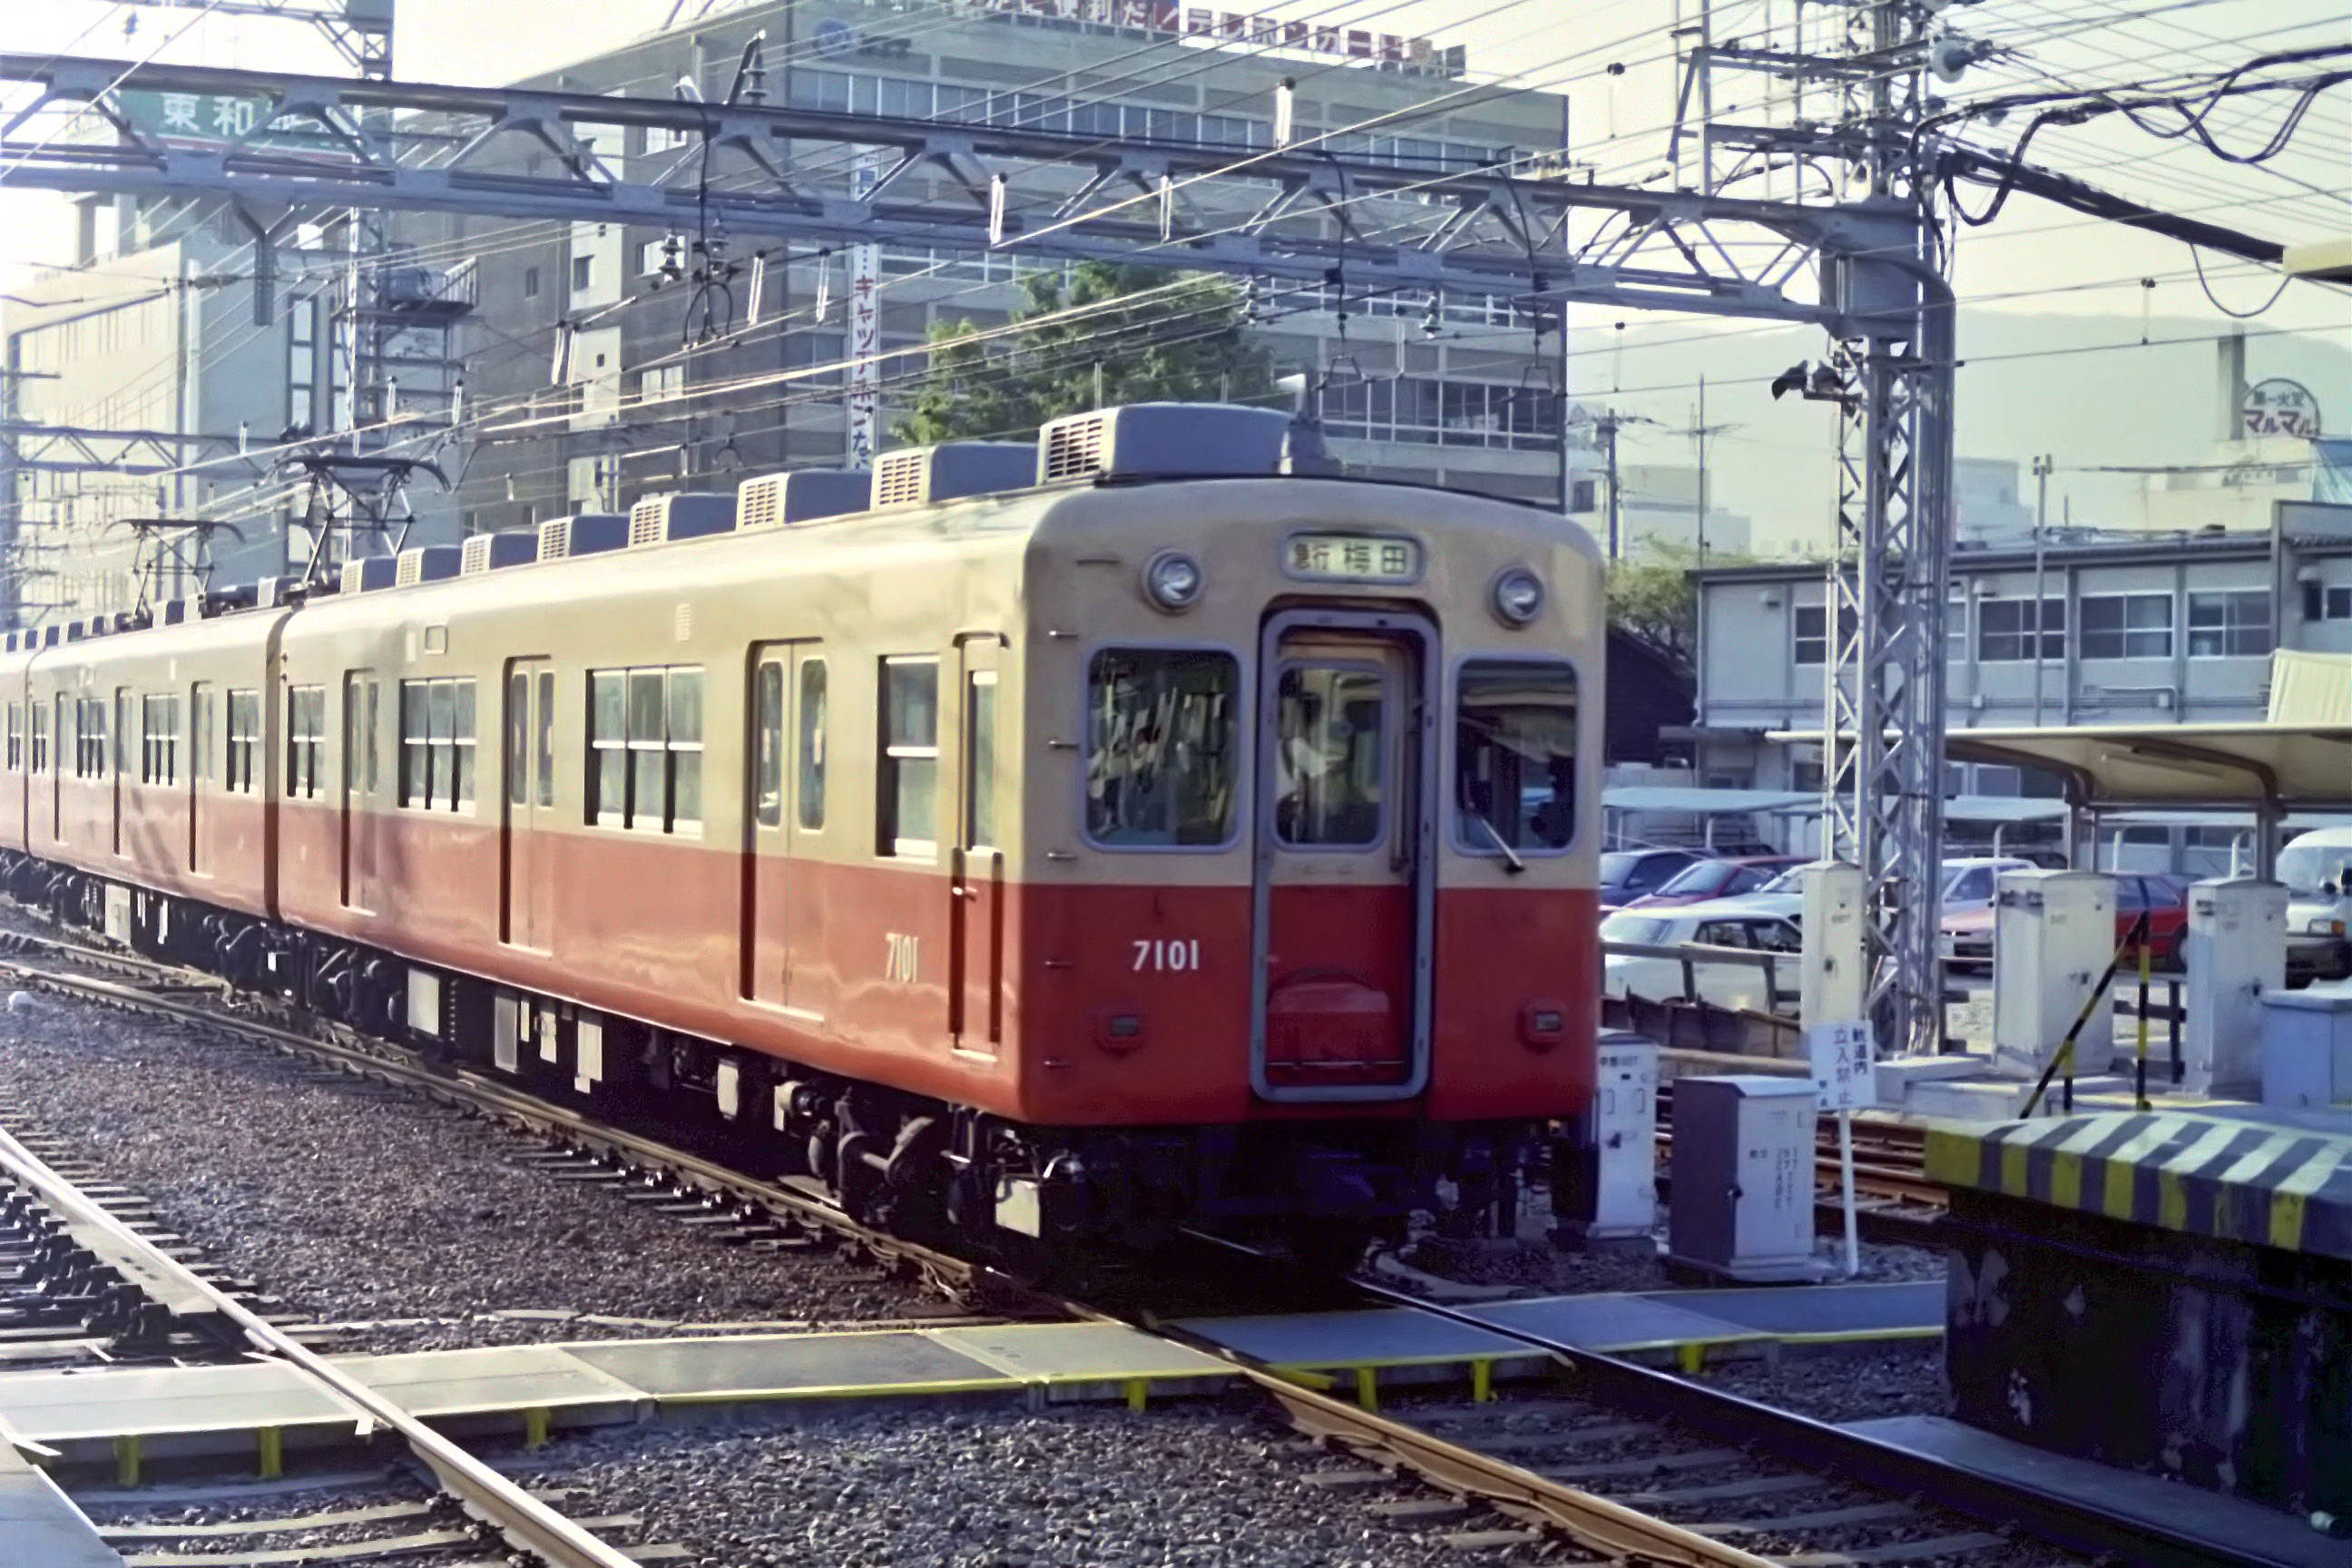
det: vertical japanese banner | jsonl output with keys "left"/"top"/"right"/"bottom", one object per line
{"left": 846, "top": 150, "right": 886, "bottom": 471}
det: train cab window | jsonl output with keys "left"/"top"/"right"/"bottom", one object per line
{"left": 878, "top": 657, "right": 938, "bottom": 858}
{"left": 799, "top": 660, "right": 827, "bottom": 830}
{"left": 1085, "top": 649, "right": 1238, "bottom": 848}
{"left": 225, "top": 690, "right": 261, "bottom": 794}
{"left": 1273, "top": 664, "right": 1386, "bottom": 848}
{"left": 1455, "top": 660, "right": 1579, "bottom": 855}
{"left": 285, "top": 685, "right": 327, "bottom": 799}
{"left": 587, "top": 665, "right": 701, "bottom": 834}
{"left": 398, "top": 676, "right": 477, "bottom": 813}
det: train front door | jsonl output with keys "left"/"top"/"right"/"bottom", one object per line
{"left": 501, "top": 661, "right": 554, "bottom": 947}
{"left": 949, "top": 636, "right": 1004, "bottom": 1054}
{"left": 1251, "top": 610, "right": 1436, "bottom": 1102}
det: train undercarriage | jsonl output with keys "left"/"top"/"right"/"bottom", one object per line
{"left": 3, "top": 855, "right": 1541, "bottom": 1277}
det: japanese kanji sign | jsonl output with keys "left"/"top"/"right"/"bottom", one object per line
{"left": 1806, "top": 1020, "right": 1875, "bottom": 1112}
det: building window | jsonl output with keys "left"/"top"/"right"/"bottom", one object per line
{"left": 1976, "top": 597, "right": 2066, "bottom": 662}
{"left": 523, "top": 265, "right": 541, "bottom": 299}
{"left": 1570, "top": 479, "right": 1597, "bottom": 514}
{"left": 2318, "top": 583, "right": 2352, "bottom": 621}
{"left": 284, "top": 685, "right": 326, "bottom": 799}
{"left": 2188, "top": 590, "right": 2272, "bottom": 658}
{"left": 1792, "top": 603, "right": 1855, "bottom": 666}
{"left": 399, "top": 677, "right": 478, "bottom": 812}
{"left": 640, "top": 363, "right": 684, "bottom": 402}
{"left": 878, "top": 658, "right": 938, "bottom": 858}
{"left": 2079, "top": 593, "right": 2172, "bottom": 660}
{"left": 225, "top": 690, "right": 261, "bottom": 793}
{"left": 799, "top": 659, "right": 828, "bottom": 831}
{"left": 141, "top": 693, "right": 182, "bottom": 786}
{"left": 571, "top": 255, "right": 593, "bottom": 292}
{"left": 587, "top": 666, "right": 701, "bottom": 832}
{"left": 74, "top": 698, "right": 107, "bottom": 779}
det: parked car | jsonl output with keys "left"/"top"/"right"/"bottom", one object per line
{"left": 1622, "top": 854, "right": 1811, "bottom": 909}
{"left": 2281, "top": 827, "right": 2352, "bottom": 979}
{"left": 1601, "top": 898, "right": 1805, "bottom": 1014}
{"left": 1937, "top": 857, "right": 2041, "bottom": 917}
{"left": 1939, "top": 873, "right": 2191, "bottom": 972}
{"left": 1598, "top": 848, "right": 1704, "bottom": 910}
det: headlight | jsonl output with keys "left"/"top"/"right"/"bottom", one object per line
{"left": 1491, "top": 566, "right": 1544, "bottom": 627}
{"left": 2315, "top": 918, "right": 2348, "bottom": 937}
{"left": 1142, "top": 550, "right": 1204, "bottom": 612}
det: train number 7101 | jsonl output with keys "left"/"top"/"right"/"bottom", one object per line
{"left": 1132, "top": 938, "right": 1201, "bottom": 972}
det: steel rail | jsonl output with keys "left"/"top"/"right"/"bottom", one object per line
{"left": 1347, "top": 1279, "right": 2292, "bottom": 1568}
{"left": 0, "top": 1118, "right": 640, "bottom": 1568}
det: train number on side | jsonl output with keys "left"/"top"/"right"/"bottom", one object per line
{"left": 1132, "top": 938, "right": 1202, "bottom": 973}
{"left": 885, "top": 933, "right": 920, "bottom": 984}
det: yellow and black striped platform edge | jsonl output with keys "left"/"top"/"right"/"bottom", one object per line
{"left": 1924, "top": 1112, "right": 2352, "bottom": 1260}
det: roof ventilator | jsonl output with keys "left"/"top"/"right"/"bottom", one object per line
{"left": 341, "top": 556, "right": 399, "bottom": 594}
{"left": 394, "top": 546, "right": 461, "bottom": 588}
{"left": 628, "top": 493, "right": 736, "bottom": 547}
{"left": 460, "top": 531, "right": 538, "bottom": 574}
{"left": 536, "top": 512, "right": 629, "bottom": 561}
{"left": 870, "top": 443, "right": 1034, "bottom": 511}
{"left": 1035, "top": 402, "right": 1334, "bottom": 483}
{"left": 737, "top": 468, "right": 869, "bottom": 527}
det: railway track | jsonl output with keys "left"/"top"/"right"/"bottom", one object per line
{"left": 0, "top": 926, "right": 2255, "bottom": 1568}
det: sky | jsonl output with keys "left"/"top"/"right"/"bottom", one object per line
{"left": 1, "top": 0, "right": 2346, "bottom": 547}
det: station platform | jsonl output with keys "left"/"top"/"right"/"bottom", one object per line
{"left": 0, "top": 1322, "right": 1235, "bottom": 1475}
{"left": 1181, "top": 1279, "right": 1943, "bottom": 1399}
{"left": 1926, "top": 1109, "right": 2352, "bottom": 1259}
{"left": 0, "top": 1441, "right": 120, "bottom": 1566}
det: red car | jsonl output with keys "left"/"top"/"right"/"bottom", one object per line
{"left": 1941, "top": 874, "right": 2191, "bottom": 971}
{"left": 1622, "top": 855, "right": 1811, "bottom": 909}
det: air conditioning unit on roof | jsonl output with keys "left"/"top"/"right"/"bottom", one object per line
{"left": 870, "top": 442, "right": 1034, "bottom": 510}
{"left": 537, "top": 512, "right": 629, "bottom": 561}
{"left": 1037, "top": 403, "right": 1330, "bottom": 483}
{"left": 394, "top": 546, "right": 461, "bottom": 587}
{"left": 460, "top": 531, "right": 537, "bottom": 575}
{"left": 737, "top": 468, "right": 869, "bottom": 528}
{"left": 628, "top": 492, "right": 736, "bottom": 547}
{"left": 342, "top": 556, "right": 398, "bottom": 594}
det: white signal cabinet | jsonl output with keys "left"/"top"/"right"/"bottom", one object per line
{"left": 1992, "top": 869, "right": 2116, "bottom": 1080}
{"left": 2183, "top": 878, "right": 2288, "bottom": 1096}
{"left": 1799, "top": 861, "right": 1866, "bottom": 1029}
{"left": 1551, "top": 1034, "right": 1657, "bottom": 1250}
{"left": 1665, "top": 1076, "right": 1823, "bottom": 1283}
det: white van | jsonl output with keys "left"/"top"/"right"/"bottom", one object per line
{"left": 2279, "top": 828, "right": 2352, "bottom": 978}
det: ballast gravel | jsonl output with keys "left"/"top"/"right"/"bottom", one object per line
{"left": 509, "top": 1403, "right": 1579, "bottom": 1568}
{"left": 1695, "top": 1340, "right": 1954, "bottom": 1426}
{"left": 0, "top": 985, "right": 928, "bottom": 1351}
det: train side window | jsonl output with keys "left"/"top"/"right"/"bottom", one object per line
{"left": 798, "top": 659, "right": 827, "bottom": 830}
{"left": 965, "top": 671, "right": 997, "bottom": 850}
{"left": 75, "top": 697, "right": 108, "bottom": 779}
{"left": 878, "top": 656, "right": 938, "bottom": 858}
{"left": 753, "top": 661, "right": 784, "bottom": 828}
{"left": 1454, "top": 660, "right": 1578, "bottom": 856}
{"left": 5, "top": 702, "right": 20, "bottom": 772}
{"left": 141, "top": 693, "right": 181, "bottom": 786}
{"left": 398, "top": 676, "right": 477, "bottom": 813}
{"left": 506, "top": 671, "right": 530, "bottom": 808}
{"left": 587, "top": 665, "right": 701, "bottom": 834}
{"left": 285, "top": 685, "right": 327, "bottom": 799}
{"left": 534, "top": 671, "right": 554, "bottom": 808}
{"left": 225, "top": 690, "right": 260, "bottom": 793}
{"left": 29, "top": 701, "right": 47, "bottom": 775}
{"left": 191, "top": 684, "right": 213, "bottom": 785}
{"left": 1085, "top": 649, "right": 1239, "bottom": 849}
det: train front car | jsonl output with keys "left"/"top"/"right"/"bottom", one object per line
{"left": 994, "top": 406, "right": 1603, "bottom": 1267}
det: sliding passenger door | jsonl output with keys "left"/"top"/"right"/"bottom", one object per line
{"left": 340, "top": 673, "right": 382, "bottom": 911}
{"left": 742, "top": 643, "right": 826, "bottom": 1018}
{"left": 501, "top": 660, "right": 554, "bottom": 948}
{"left": 949, "top": 635, "right": 1004, "bottom": 1054}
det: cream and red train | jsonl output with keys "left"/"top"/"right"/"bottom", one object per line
{"left": 0, "top": 404, "right": 1601, "bottom": 1264}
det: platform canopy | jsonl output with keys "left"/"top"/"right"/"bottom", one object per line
{"left": 1933, "top": 723, "right": 2352, "bottom": 814}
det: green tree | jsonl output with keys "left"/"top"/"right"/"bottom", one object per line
{"left": 893, "top": 261, "right": 1274, "bottom": 446}
{"left": 1606, "top": 545, "right": 1701, "bottom": 669}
